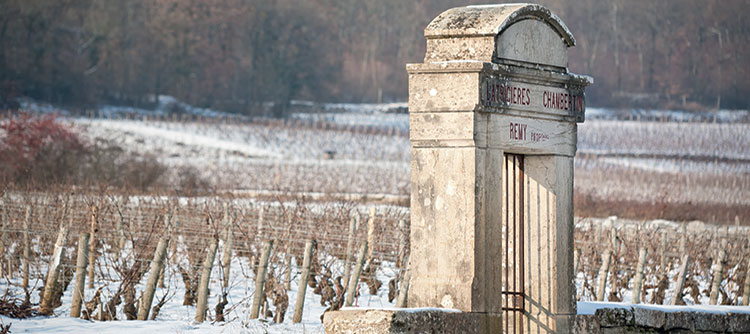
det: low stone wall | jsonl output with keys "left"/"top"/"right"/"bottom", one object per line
{"left": 324, "top": 307, "right": 750, "bottom": 334}
{"left": 575, "top": 307, "right": 750, "bottom": 334}
{"left": 323, "top": 308, "right": 500, "bottom": 334}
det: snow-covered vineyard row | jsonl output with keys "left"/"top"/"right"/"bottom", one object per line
{"left": 1, "top": 99, "right": 748, "bottom": 333}
{"left": 68, "top": 111, "right": 750, "bottom": 165}
{"left": 577, "top": 121, "right": 750, "bottom": 162}
{"left": 3, "top": 99, "right": 749, "bottom": 219}
{"left": 66, "top": 111, "right": 750, "bottom": 209}
{"left": 574, "top": 218, "right": 750, "bottom": 306}
{"left": 18, "top": 97, "right": 750, "bottom": 164}
{"left": 0, "top": 193, "right": 408, "bottom": 333}
{"left": 0, "top": 194, "right": 748, "bottom": 333}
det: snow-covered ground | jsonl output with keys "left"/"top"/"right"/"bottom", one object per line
{"left": 4, "top": 97, "right": 749, "bottom": 331}
{"left": 0, "top": 245, "right": 399, "bottom": 333}
{"left": 73, "top": 117, "right": 410, "bottom": 194}
{"left": 12, "top": 95, "right": 750, "bottom": 214}
{"left": 66, "top": 110, "right": 750, "bottom": 206}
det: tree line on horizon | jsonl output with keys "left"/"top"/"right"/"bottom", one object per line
{"left": 0, "top": 0, "right": 747, "bottom": 116}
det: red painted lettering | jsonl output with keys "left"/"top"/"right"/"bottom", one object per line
{"left": 509, "top": 122, "right": 529, "bottom": 141}
{"left": 525, "top": 88, "right": 531, "bottom": 105}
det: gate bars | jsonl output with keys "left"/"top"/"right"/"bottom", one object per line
{"left": 503, "top": 153, "right": 524, "bottom": 334}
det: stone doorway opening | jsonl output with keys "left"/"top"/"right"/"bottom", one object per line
{"left": 503, "top": 153, "right": 525, "bottom": 334}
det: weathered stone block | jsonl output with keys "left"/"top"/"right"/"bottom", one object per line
{"left": 726, "top": 312, "right": 750, "bottom": 333}
{"left": 595, "top": 308, "right": 634, "bottom": 327}
{"left": 407, "top": 68, "right": 481, "bottom": 113}
{"left": 422, "top": 4, "right": 575, "bottom": 66}
{"left": 693, "top": 313, "right": 728, "bottom": 332}
{"left": 663, "top": 311, "right": 694, "bottom": 331}
{"left": 574, "top": 314, "right": 601, "bottom": 334}
{"left": 323, "top": 309, "right": 501, "bottom": 334}
{"left": 578, "top": 308, "right": 750, "bottom": 334}
{"left": 633, "top": 307, "right": 666, "bottom": 329}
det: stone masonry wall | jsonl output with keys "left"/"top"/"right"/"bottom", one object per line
{"left": 575, "top": 308, "right": 750, "bottom": 334}
{"left": 325, "top": 307, "right": 750, "bottom": 334}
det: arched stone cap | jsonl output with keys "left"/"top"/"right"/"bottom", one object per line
{"left": 423, "top": 4, "right": 575, "bottom": 69}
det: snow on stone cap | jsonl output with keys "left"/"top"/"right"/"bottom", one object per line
{"left": 424, "top": 3, "right": 576, "bottom": 47}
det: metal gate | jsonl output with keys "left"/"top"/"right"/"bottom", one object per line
{"left": 503, "top": 153, "right": 524, "bottom": 333}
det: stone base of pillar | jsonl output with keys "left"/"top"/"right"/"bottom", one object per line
{"left": 323, "top": 308, "right": 501, "bottom": 334}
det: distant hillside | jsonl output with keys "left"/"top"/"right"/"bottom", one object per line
{"left": 1, "top": 0, "right": 747, "bottom": 113}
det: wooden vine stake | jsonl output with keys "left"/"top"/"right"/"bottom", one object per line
{"left": 366, "top": 208, "right": 376, "bottom": 259}
{"left": 157, "top": 213, "right": 171, "bottom": 289}
{"left": 70, "top": 233, "right": 90, "bottom": 318}
{"left": 249, "top": 239, "right": 273, "bottom": 319}
{"left": 659, "top": 231, "right": 668, "bottom": 270}
{"left": 345, "top": 242, "right": 368, "bottom": 307}
{"left": 137, "top": 236, "right": 170, "bottom": 320}
{"left": 40, "top": 225, "right": 69, "bottom": 315}
{"left": 87, "top": 205, "right": 98, "bottom": 289}
{"left": 284, "top": 244, "right": 292, "bottom": 291}
{"left": 292, "top": 240, "right": 314, "bottom": 323}
{"left": 395, "top": 256, "right": 411, "bottom": 308}
{"left": 709, "top": 238, "right": 728, "bottom": 305}
{"left": 595, "top": 249, "right": 612, "bottom": 301}
{"left": 742, "top": 258, "right": 750, "bottom": 306}
{"left": 670, "top": 254, "right": 690, "bottom": 305}
{"left": 195, "top": 237, "right": 219, "bottom": 322}
{"left": 22, "top": 205, "right": 31, "bottom": 289}
{"left": 631, "top": 247, "right": 648, "bottom": 304}
{"left": 595, "top": 228, "right": 618, "bottom": 301}
{"left": 342, "top": 215, "right": 358, "bottom": 289}
{"left": 221, "top": 210, "right": 234, "bottom": 289}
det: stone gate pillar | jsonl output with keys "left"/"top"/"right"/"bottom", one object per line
{"left": 407, "top": 4, "right": 591, "bottom": 334}
{"left": 324, "top": 4, "right": 591, "bottom": 334}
